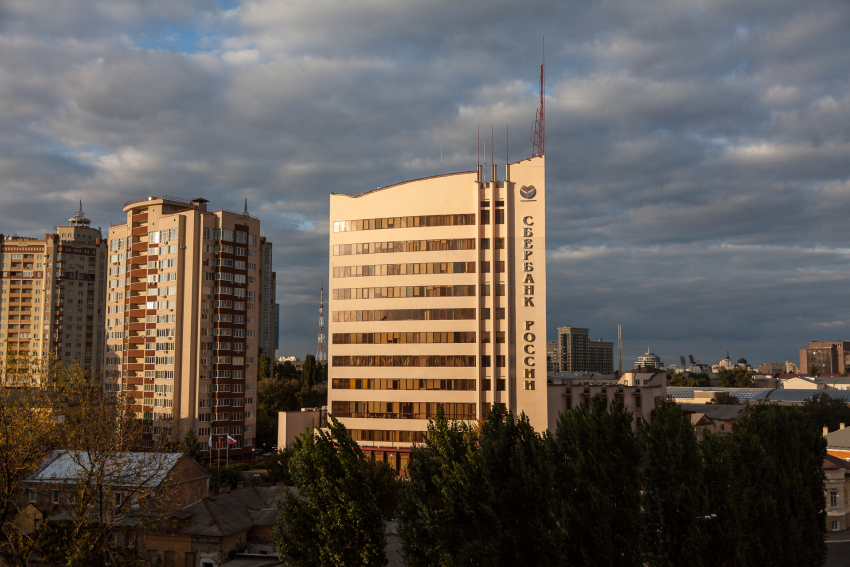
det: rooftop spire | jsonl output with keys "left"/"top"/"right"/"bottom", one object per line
{"left": 69, "top": 200, "right": 91, "bottom": 227}
{"left": 243, "top": 198, "right": 249, "bottom": 216}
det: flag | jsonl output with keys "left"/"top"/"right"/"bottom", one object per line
{"left": 227, "top": 435, "right": 236, "bottom": 445}
{"left": 208, "top": 436, "right": 213, "bottom": 448}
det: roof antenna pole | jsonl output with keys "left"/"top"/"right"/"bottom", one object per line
{"left": 478, "top": 126, "right": 480, "bottom": 181}
{"left": 440, "top": 145, "right": 443, "bottom": 174}
{"left": 530, "top": 34, "right": 545, "bottom": 158}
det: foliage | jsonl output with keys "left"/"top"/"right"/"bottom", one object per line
{"left": 210, "top": 465, "right": 246, "bottom": 493}
{"left": 668, "top": 372, "right": 711, "bottom": 387}
{"left": 717, "top": 368, "right": 754, "bottom": 388}
{"left": 399, "top": 406, "right": 558, "bottom": 567}
{"left": 800, "top": 392, "right": 850, "bottom": 432}
{"left": 809, "top": 364, "right": 821, "bottom": 377}
{"left": 275, "top": 416, "right": 386, "bottom": 567}
{"left": 265, "top": 448, "right": 295, "bottom": 485}
{"left": 0, "top": 352, "right": 178, "bottom": 567}
{"left": 640, "top": 402, "right": 704, "bottom": 567}
{"left": 258, "top": 354, "right": 271, "bottom": 381}
{"left": 179, "top": 428, "right": 200, "bottom": 460}
{"left": 361, "top": 458, "right": 402, "bottom": 521}
{"left": 552, "top": 395, "right": 643, "bottom": 567}
{"left": 301, "top": 355, "right": 317, "bottom": 388}
{"left": 707, "top": 392, "right": 742, "bottom": 405}
{"left": 255, "top": 377, "right": 328, "bottom": 449}
{"left": 276, "top": 360, "right": 297, "bottom": 380}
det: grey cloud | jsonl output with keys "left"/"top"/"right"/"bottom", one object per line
{"left": 1, "top": 0, "right": 850, "bottom": 362}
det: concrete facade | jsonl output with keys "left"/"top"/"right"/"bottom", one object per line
{"left": 0, "top": 203, "right": 107, "bottom": 379}
{"left": 105, "top": 196, "right": 271, "bottom": 458}
{"left": 800, "top": 341, "right": 850, "bottom": 376}
{"left": 327, "top": 157, "right": 548, "bottom": 455}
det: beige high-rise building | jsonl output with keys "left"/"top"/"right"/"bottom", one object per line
{"left": 0, "top": 203, "right": 107, "bottom": 379}
{"left": 105, "top": 196, "right": 272, "bottom": 457}
{"left": 327, "top": 157, "right": 548, "bottom": 467}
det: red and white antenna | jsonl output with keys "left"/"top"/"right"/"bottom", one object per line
{"left": 316, "top": 282, "right": 327, "bottom": 362}
{"left": 531, "top": 35, "right": 545, "bottom": 158}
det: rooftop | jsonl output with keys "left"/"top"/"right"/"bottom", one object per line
{"left": 679, "top": 403, "right": 749, "bottom": 421}
{"left": 669, "top": 387, "right": 850, "bottom": 404}
{"left": 25, "top": 450, "right": 186, "bottom": 487}
{"left": 173, "top": 486, "right": 279, "bottom": 537}
{"left": 330, "top": 170, "right": 475, "bottom": 198}
{"left": 826, "top": 428, "right": 850, "bottom": 451}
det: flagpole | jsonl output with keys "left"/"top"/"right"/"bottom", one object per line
{"left": 227, "top": 437, "right": 230, "bottom": 467}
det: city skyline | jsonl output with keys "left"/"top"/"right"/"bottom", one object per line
{"left": 1, "top": 1, "right": 850, "bottom": 364}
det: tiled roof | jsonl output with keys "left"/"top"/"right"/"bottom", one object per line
{"left": 177, "top": 486, "right": 279, "bottom": 537}
{"left": 25, "top": 450, "right": 184, "bottom": 487}
{"left": 823, "top": 454, "right": 850, "bottom": 470}
{"left": 679, "top": 403, "right": 749, "bottom": 421}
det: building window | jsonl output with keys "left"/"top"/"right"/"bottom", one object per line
{"left": 832, "top": 521, "right": 840, "bottom": 531}
{"left": 831, "top": 490, "right": 839, "bottom": 508}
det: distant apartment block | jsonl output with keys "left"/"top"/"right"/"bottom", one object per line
{"left": 556, "top": 326, "right": 614, "bottom": 374}
{"left": 800, "top": 341, "right": 850, "bottom": 376}
{"left": 758, "top": 362, "right": 784, "bottom": 375}
{"left": 546, "top": 341, "right": 560, "bottom": 372}
{"left": 0, "top": 203, "right": 107, "bottom": 378}
{"left": 105, "top": 196, "right": 275, "bottom": 459}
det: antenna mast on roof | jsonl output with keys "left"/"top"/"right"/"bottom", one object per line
{"left": 531, "top": 34, "right": 545, "bottom": 158}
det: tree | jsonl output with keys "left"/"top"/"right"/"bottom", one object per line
{"left": 361, "top": 458, "right": 402, "bottom": 521}
{"left": 266, "top": 447, "right": 295, "bottom": 485}
{"left": 275, "top": 416, "right": 386, "bottom": 567}
{"left": 301, "top": 355, "right": 317, "bottom": 388}
{"left": 800, "top": 392, "right": 850, "bottom": 433}
{"left": 809, "top": 364, "right": 821, "bottom": 377}
{"left": 708, "top": 392, "right": 741, "bottom": 405}
{"left": 398, "top": 407, "right": 558, "bottom": 567}
{"left": 179, "top": 428, "right": 200, "bottom": 460}
{"left": 717, "top": 368, "right": 754, "bottom": 388}
{"left": 552, "top": 395, "right": 643, "bottom": 567}
{"left": 669, "top": 373, "right": 711, "bottom": 387}
{"left": 258, "top": 354, "right": 271, "bottom": 380}
{"left": 641, "top": 402, "right": 704, "bottom": 567}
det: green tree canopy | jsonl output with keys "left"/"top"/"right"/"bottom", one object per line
{"left": 800, "top": 392, "right": 850, "bottom": 432}
{"left": 809, "top": 364, "right": 821, "bottom": 377}
{"left": 717, "top": 368, "right": 754, "bottom": 387}
{"left": 669, "top": 372, "right": 711, "bottom": 387}
{"left": 179, "top": 428, "right": 200, "bottom": 460}
{"left": 552, "top": 395, "right": 643, "bottom": 567}
{"left": 275, "top": 416, "right": 386, "bottom": 567}
{"left": 707, "top": 392, "right": 742, "bottom": 405}
{"left": 301, "top": 355, "right": 317, "bottom": 388}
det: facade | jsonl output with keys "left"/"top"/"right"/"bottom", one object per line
{"left": 800, "top": 341, "right": 850, "bottom": 376}
{"left": 556, "top": 326, "right": 614, "bottom": 374}
{"left": 328, "top": 157, "right": 548, "bottom": 459}
{"left": 105, "top": 196, "right": 269, "bottom": 458}
{"left": 758, "top": 362, "right": 784, "bottom": 375}
{"left": 679, "top": 403, "right": 751, "bottom": 436}
{"left": 546, "top": 341, "right": 560, "bottom": 372}
{"left": 0, "top": 203, "right": 107, "bottom": 378}
{"left": 823, "top": 454, "right": 850, "bottom": 533}
{"left": 258, "top": 239, "right": 276, "bottom": 362}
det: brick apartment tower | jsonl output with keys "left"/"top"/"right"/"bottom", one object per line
{"left": 105, "top": 196, "right": 273, "bottom": 457}
{"left": 0, "top": 202, "right": 107, "bottom": 378}
{"left": 328, "top": 157, "right": 548, "bottom": 469}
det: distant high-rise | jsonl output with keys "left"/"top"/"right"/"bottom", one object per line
{"left": 0, "top": 202, "right": 107, "bottom": 379}
{"left": 105, "top": 196, "right": 271, "bottom": 458}
{"left": 800, "top": 341, "right": 850, "bottom": 375}
{"left": 556, "top": 326, "right": 614, "bottom": 374}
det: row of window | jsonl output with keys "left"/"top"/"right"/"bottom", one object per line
{"left": 333, "top": 214, "right": 475, "bottom": 233}
{"left": 332, "top": 308, "right": 476, "bottom": 323}
{"left": 333, "top": 332, "right": 476, "bottom": 345}
{"left": 333, "top": 262, "right": 476, "bottom": 278}
{"left": 332, "top": 285, "right": 476, "bottom": 301}
{"left": 198, "top": 411, "right": 250, "bottom": 422}
{"left": 331, "top": 378, "right": 476, "bottom": 391}
{"left": 331, "top": 401, "right": 476, "bottom": 420}
{"left": 331, "top": 355, "right": 476, "bottom": 367}
{"left": 333, "top": 238, "right": 476, "bottom": 256}
{"left": 349, "top": 429, "right": 426, "bottom": 443}
{"left": 480, "top": 209, "right": 505, "bottom": 224}
{"left": 202, "top": 228, "right": 256, "bottom": 245}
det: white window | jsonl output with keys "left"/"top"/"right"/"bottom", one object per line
{"left": 831, "top": 490, "right": 840, "bottom": 508}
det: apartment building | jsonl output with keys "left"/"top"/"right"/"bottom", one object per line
{"left": 557, "top": 326, "right": 614, "bottom": 374}
{"left": 258, "top": 241, "right": 276, "bottom": 362}
{"left": 326, "top": 156, "right": 548, "bottom": 465}
{"left": 105, "top": 196, "right": 273, "bottom": 458}
{"left": 800, "top": 341, "right": 850, "bottom": 376}
{"left": 0, "top": 203, "right": 107, "bottom": 378}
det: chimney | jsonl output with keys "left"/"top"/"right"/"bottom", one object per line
{"left": 842, "top": 423, "right": 846, "bottom": 430}
{"left": 824, "top": 426, "right": 830, "bottom": 436}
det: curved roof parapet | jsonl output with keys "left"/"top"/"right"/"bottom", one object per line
{"left": 331, "top": 170, "right": 476, "bottom": 198}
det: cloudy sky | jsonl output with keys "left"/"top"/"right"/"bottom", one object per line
{"left": 2, "top": 0, "right": 849, "bottom": 368}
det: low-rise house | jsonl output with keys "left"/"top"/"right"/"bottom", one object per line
{"left": 146, "top": 485, "right": 280, "bottom": 567}
{"left": 825, "top": 426, "right": 850, "bottom": 460}
{"left": 679, "top": 403, "right": 751, "bottom": 436}
{"left": 824, "top": 454, "right": 850, "bottom": 533}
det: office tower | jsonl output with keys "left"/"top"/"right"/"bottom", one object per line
{"left": 105, "top": 196, "right": 268, "bottom": 457}
{"left": 327, "top": 156, "right": 548, "bottom": 466}
{"left": 0, "top": 202, "right": 107, "bottom": 378}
